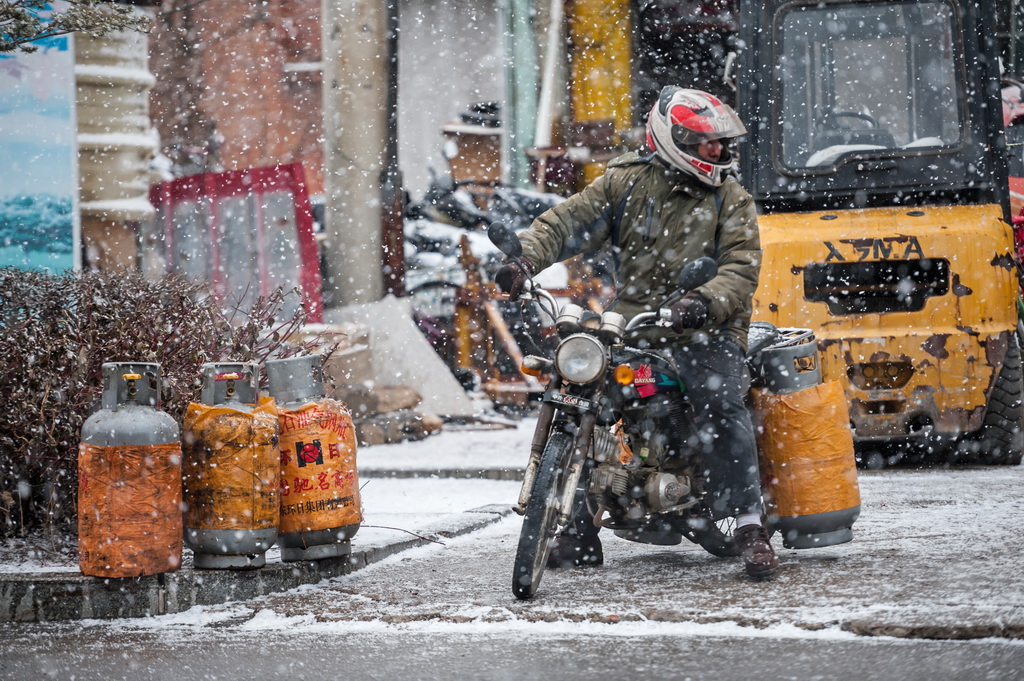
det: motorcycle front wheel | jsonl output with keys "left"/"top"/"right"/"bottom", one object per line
{"left": 512, "top": 431, "right": 574, "bottom": 600}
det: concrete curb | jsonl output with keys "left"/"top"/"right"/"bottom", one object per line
{"left": 0, "top": 504, "right": 515, "bottom": 623}
{"left": 842, "top": 619, "right": 1024, "bottom": 640}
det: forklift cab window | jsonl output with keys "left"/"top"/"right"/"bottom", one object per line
{"left": 774, "top": 0, "right": 963, "bottom": 172}
{"left": 1004, "top": 82, "right": 1024, "bottom": 177}
{"left": 1007, "top": 123, "right": 1024, "bottom": 177}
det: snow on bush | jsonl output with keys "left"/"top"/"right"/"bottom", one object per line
{"left": 0, "top": 266, "right": 331, "bottom": 543}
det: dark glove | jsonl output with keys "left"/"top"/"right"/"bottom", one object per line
{"left": 670, "top": 291, "right": 710, "bottom": 331}
{"left": 494, "top": 257, "right": 535, "bottom": 301}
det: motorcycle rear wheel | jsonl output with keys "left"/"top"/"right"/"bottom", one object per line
{"left": 512, "top": 431, "right": 574, "bottom": 600}
{"left": 682, "top": 514, "right": 776, "bottom": 558}
{"left": 681, "top": 515, "right": 741, "bottom": 558}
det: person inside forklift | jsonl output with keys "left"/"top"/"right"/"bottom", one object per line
{"left": 495, "top": 86, "right": 777, "bottom": 579}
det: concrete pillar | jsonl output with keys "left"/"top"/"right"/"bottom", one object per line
{"left": 75, "top": 6, "right": 156, "bottom": 270}
{"left": 321, "top": 0, "right": 389, "bottom": 306}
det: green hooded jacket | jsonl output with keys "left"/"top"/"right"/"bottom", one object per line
{"left": 518, "top": 152, "right": 761, "bottom": 349}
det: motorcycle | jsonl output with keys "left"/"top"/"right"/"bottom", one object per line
{"left": 488, "top": 222, "right": 810, "bottom": 600}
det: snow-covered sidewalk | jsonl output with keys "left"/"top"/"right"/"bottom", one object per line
{"left": 3, "top": 415, "right": 1023, "bottom": 637}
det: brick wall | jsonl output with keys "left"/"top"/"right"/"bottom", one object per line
{"left": 149, "top": 0, "right": 324, "bottom": 195}
{"left": 148, "top": 0, "right": 505, "bottom": 200}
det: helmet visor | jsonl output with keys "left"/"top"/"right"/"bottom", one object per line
{"left": 658, "top": 88, "right": 748, "bottom": 146}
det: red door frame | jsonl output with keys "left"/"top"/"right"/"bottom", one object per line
{"left": 150, "top": 163, "right": 323, "bottom": 323}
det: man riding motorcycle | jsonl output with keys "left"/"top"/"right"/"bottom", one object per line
{"left": 495, "top": 86, "right": 777, "bottom": 579}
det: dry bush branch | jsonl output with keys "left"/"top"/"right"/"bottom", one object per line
{"left": 0, "top": 267, "right": 334, "bottom": 542}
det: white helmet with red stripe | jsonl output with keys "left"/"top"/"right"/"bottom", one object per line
{"left": 645, "top": 86, "right": 747, "bottom": 187}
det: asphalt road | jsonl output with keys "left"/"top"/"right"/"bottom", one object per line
{"left": 0, "top": 625, "right": 1020, "bottom": 681}
{"left": 1, "top": 466, "right": 1022, "bottom": 680}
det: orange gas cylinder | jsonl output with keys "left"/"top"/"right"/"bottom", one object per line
{"left": 753, "top": 380, "right": 861, "bottom": 549}
{"left": 182, "top": 362, "right": 280, "bottom": 569}
{"left": 78, "top": 363, "right": 182, "bottom": 578}
{"left": 266, "top": 355, "right": 361, "bottom": 562}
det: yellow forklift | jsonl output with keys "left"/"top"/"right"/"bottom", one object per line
{"left": 737, "top": 0, "right": 1023, "bottom": 465}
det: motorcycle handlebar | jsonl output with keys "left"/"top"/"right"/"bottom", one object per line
{"left": 517, "top": 278, "right": 672, "bottom": 333}
{"left": 625, "top": 309, "right": 672, "bottom": 332}
{"left": 516, "top": 284, "right": 560, "bottom": 322}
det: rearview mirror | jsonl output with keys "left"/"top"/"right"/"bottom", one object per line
{"left": 487, "top": 221, "right": 522, "bottom": 259}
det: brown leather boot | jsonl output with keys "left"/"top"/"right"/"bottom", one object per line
{"left": 734, "top": 524, "right": 779, "bottom": 579}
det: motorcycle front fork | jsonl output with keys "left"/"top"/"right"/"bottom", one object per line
{"left": 516, "top": 374, "right": 599, "bottom": 528}
{"left": 556, "top": 412, "right": 597, "bottom": 527}
{"left": 515, "top": 376, "right": 561, "bottom": 514}
{"left": 515, "top": 402, "right": 597, "bottom": 531}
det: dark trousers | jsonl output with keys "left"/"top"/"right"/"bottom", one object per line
{"left": 668, "top": 336, "right": 763, "bottom": 520}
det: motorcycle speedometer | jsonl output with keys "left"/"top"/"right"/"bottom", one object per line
{"left": 554, "top": 333, "right": 607, "bottom": 384}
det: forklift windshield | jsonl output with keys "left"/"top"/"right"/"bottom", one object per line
{"left": 775, "top": 0, "right": 963, "bottom": 172}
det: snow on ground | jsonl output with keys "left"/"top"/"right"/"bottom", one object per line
{"left": 81, "top": 417, "right": 1024, "bottom": 643}
{"left": 0, "top": 473, "right": 521, "bottom": 573}
{"left": 102, "top": 483, "right": 1024, "bottom": 644}
{"left": 4, "top": 417, "right": 1024, "bottom": 647}
{"left": 356, "top": 417, "right": 536, "bottom": 473}
{"left": 352, "top": 477, "right": 519, "bottom": 551}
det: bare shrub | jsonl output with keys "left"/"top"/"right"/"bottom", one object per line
{"left": 0, "top": 267, "right": 332, "bottom": 543}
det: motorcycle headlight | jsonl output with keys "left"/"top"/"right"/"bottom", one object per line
{"left": 555, "top": 334, "right": 607, "bottom": 384}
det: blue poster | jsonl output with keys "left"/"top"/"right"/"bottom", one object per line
{"left": 0, "top": 20, "right": 79, "bottom": 272}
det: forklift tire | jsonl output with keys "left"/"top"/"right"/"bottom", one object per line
{"left": 972, "top": 335, "right": 1024, "bottom": 465}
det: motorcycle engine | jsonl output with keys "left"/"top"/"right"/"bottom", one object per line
{"left": 620, "top": 391, "right": 692, "bottom": 467}
{"left": 589, "top": 465, "right": 692, "bottom": 522}
{"left": 588, "top": 390, "right": 696, "bottom": 528}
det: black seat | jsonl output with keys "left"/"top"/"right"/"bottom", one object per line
{"left": 814, "top": 111, "right": 895, "bottom": 151}
{"left": 815, "top": 128, "right": 896, "bottom": 150}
